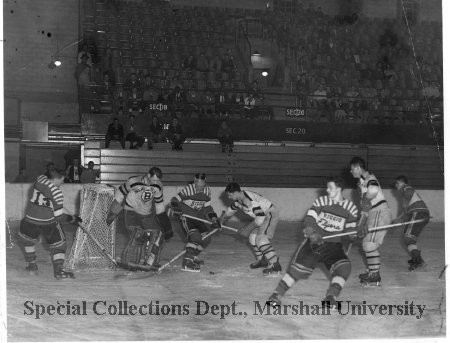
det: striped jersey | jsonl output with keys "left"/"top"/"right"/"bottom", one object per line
{"left": 115, "top": 175, "right": 163, "bottom": 215}
{"left": 358, "top": 173, "right": 388, "bottom": 211}
{"left": 176, "top": 183, "right": 213, "bottom": 212}
{"left": 305, "top": 196, "right": 358, "bottom": 239}
{"left": 25, "top": 175, "right": 64, "bottom": 225}
{"left": 230, "top": 190, "right": 273, "bottom": 219}
{"left": 398, "top": 184, "right": 429, "bottom": 214}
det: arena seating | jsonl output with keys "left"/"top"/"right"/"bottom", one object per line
{"left": 82, "top": 141, "right": 443, "bottom": 189}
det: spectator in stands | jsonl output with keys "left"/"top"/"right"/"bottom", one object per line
{"left": 422, "top": 81, "right": 440, "bottom": 99}
{"left": 77, "top": 44, "right": 93, "bottom": 66}
{"left": 243, "top": 93, "right": 256, "bottom": 119}
{"left": 197, "top": 53, "right": 209, "bottom": 72}
{"left": 65, "top": 158, "right": 83, "bottom": 183}
{"left": 182, "top": 54, "right": 196, "bottom": 70}
{"left": 142, "top": 75, "right": 159, "bottom": 107}
{"left": 345, "top": 85, "right": 359, "bottom": 102}
{"left": 221, "top": 54, "right": 234, "bottom": 78}
{"left": 105, "top": 117, "right": 125, "bottom": 149}
{"left": 74, "top": 54, "right": 91, "bottom": 88}
{"left": 168, "top": 117, "right": 184, "bottom": 151}
{"left": 217, "top": 120, "right": 233, "bottom": 153}
{"left": 124, "top": 73, "right": 141, "bottom": 92}
{"left": 215, "top": 90, "right": 228, "bottom": 117}
{"left": 127, "top": 87, "right": 144, "bottom": 113}
{"left": 99, "top": 72, "right": 114, "bottom": 100}
{"left": 203, "top": 90, "right": 215, "bottom": 117}
{"left": 168, "top": 86, "right": 186, "bottom": 111}
{"left": 80, "top": 161, "right": 100, "bottom": 184}
{"left": 14, "top": 168, "right": 31, "bottom": 183}
{"left": 125, "top": 114, "right": 145, "bottom": 149}
{"left": 186, "top": 88, "right": 200, "bottom": 116}
{"left": 334, "top": 100, "right": 347, "bottom": 123}
{"left": 209, "top": 55, "right": 222, "bottom": 74}
{"left": 249, "top": 80, "right": 261, "bottom": 98}
{"left": 148, "top": 115, "right": 164, "bottom": 150}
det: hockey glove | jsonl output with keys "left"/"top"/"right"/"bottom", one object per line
{"left": 69, "top": 215, "right": 83, "bottom": 225}
{"left": 170, "top": 201, "right": 183, "bottom": 218}
{"left": 356, "top": 212, "right": 369, "bottom": 238}
{"left": 210, "top": 217, "right": 222, "bottom": 231}
{"left": 157, "top": 212, "right": 174, "bottom": 241}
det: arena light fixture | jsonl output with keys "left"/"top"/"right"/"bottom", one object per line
{"left": 252, "top": 50, "right": 261, "bottom": 56}
{"left": 262, "top": 71, "right": 269, "bottom": 77}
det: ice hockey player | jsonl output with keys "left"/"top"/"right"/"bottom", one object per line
{"left": 106, "top": 167, "right": 173, "bottom": 269}
{"left": 17, "top": 170, "right": 82, "bottom": 279}
{"left": 170, "top": 173, "right": 221, "bottom": 272}
{"left": 349, "top": 157, "right": 392, "bottom": 286}
{"left": 267, "top": 176, "right": 358, "bottom": 309}
{"left": 221, "top": 182, "right": 281, "bottom": 276}
{"left": 393, "top": 175, "right": 430, "bottom": 271}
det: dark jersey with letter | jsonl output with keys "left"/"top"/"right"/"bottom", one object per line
{"left": 25, "top": 175, "right": 64, "bottom": 225}
{"left": 176, "top": 183, "right": 215, "bottom": 216}
{"left": 115, "top": 175, "right": 163, "bottom": 215}
{"left": 305, "top": 196, "right": 358, "bottom": 242}
{"left": 398, "top": 184, "right": 429, "bottom": 214}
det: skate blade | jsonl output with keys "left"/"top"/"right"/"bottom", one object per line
{"left": 263, "top": 272, "right": 281, "bottom": 277}
{"left": 360, "top": 281, "right": 381, "bottom": 287}
{"left": 409, "top": 263, "right": 427, "bottom": 272}
{"left": 181, "top": 267, "right": 201, "bottom": 273}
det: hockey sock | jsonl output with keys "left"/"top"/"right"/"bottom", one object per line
{"left": 249, "top": 233, "right": 263, "bottom": 260}
{"left": 365, "top": 249, "right": 381, "bottom": 273}
{"left": 326, "top": 279, "right": 344, "bottom": 298}
{"left": 259, "top": 242, "right": 277, "bottom": 265}
{"left": 24, "top": 245, "right": 37, "bottom": 263}
{"left": 407, "top": 244, "right": 419, "bottom": 254}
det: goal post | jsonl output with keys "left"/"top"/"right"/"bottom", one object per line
{"left": 65, "top": 184, "right": 117, "bottom": 270}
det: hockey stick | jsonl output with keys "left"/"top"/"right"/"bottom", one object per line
{"left": 323, "top": 218, "right": 427, "bottom": 240}
{"left": 77, "top": 223, "right": 118, "bottom": 267}
{"left": 157, "top": 227, "right": 221, "bottom": 273}
{"left": 181, "top": 214, "right": 239, "bottom": 233}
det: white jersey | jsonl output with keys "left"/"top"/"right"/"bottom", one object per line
{"left": 230, "top": 190, "right": 273, "bottom": 219}
{"left": 358, "top": 173, "right": 389, "bottom": 211}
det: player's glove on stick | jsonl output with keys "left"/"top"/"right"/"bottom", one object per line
{"left": 356, "top": 212, "right": 369, "bottom": 238}
{"left": 170, "top": 201, "right": 183, "bottom": 218}
{"left": 208, "top": 213, "right": 222, "bottom": 231}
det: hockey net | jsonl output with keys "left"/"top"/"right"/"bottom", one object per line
{"left": 65, "top": 184, "right": 116, "bottom": 270}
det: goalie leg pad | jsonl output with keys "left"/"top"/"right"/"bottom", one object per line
{"left": 121, "top": 226, "right": 147, "bottom": 266}
{"left": 146, "top": 230, "right": 164, "bottom": 266}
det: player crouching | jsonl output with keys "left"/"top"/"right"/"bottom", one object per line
{"left": 17, "top": 170, "right": 82, "bottom": 279}
{"left": 221, "top": 183, "right": 281, "bottom": 276}
{"left": 170, "top": 173, "right": 221, "bottom": 272}
{"left": 393, "top": 175, "right": 430, "bottom": 271}
{"left": 106, "top": 167, "right": 173, "bottom": 270}
{"left": 268, "top": 177, "right": 358, "bottom": 309}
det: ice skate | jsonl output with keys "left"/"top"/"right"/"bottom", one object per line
{"left": 25, "top": 262, "right": 38, "bottom": 276}
{"left": 250, "top": 257, "right": 268, "bottom": 269}
{"left": 54, "top": 269, "right": 75, "bottom": 280}
{"left": 267, "top": 293, "right": 281, "bottom": 307}
{"left": 322, "top": 295, "right": 340, "bottom": 310}
{"left": 360, "top": 271, "right": 381, "bottom": 287}
{"left": 408, "top": 250, "right": 426, "bottom": 271}
{"left": 181, "top": 257, "right": 201, "bottom": 273}
{"left": 193, "top": 256, "right": 204, "bottom": 266}
{"left": 263, "top": 260, "right": 282, "bottom": 276}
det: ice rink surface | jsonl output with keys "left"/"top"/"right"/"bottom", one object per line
{"left": 5, "top": 219, "right": 446, "bottom": 341}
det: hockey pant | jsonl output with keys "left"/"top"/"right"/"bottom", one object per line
{"left": 275, "top": 240, "right": 351, "bottom": 298}
{"left": 180, "top": 214, "right": 211, "bottom": 260}
{"left": 121, "top": 210, "right": 164, "bottom": 267}
{"left": 403, "top": 211, "right": 430, "bottom": 253}
{"left": 18, "top": 219, "right": 67, "bottom": 270}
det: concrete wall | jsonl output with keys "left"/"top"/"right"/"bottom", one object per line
{"left": 5, "top": 183, "right": 444, "bottom": 223}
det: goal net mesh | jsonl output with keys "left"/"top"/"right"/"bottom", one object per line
{"left": 65, "top": 184, "right": 116, "bottom": 270}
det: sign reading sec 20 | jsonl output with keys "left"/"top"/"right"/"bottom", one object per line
{"left": 285, "top": 107, "right": 305, "bottom": 118}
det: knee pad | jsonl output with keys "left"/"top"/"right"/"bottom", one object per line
{"left": 200, "top": 232, "right": 211, "bottom": 249}
{"left": 362, "top": 241, "right": 379, "bottom": 252}
{"left": 404, "top": 233, "right": 417, "bottom": 246}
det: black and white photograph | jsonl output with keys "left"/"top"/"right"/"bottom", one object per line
{"left": 1, "top": 0, "right": 446, "bottom": 341}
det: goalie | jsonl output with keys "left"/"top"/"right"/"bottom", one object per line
{"left": 106, "top": 167, "right": 173, "bottom": 269}
{"left": 170, "top": 173, "right": 221, "bottom": 272}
